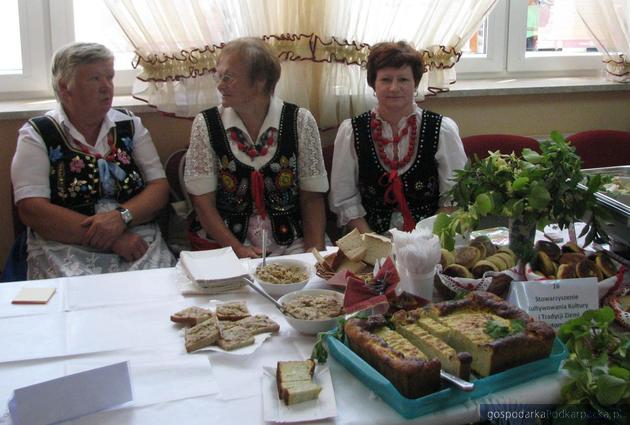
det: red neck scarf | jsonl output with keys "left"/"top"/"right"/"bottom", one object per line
{"left": 250, "top": 170, "right": 266, "bottom": 218}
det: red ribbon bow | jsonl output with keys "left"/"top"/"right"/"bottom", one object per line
{"left": 382, "top": 170, "right": 416, "bottom": 232}
{"left": 250, "top": 170, "right": 267, "bottom": 219}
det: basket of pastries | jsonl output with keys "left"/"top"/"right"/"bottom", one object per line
{"left": 434, "top": 235, "right": 518, "bottom": 300}
{"left": 526, "top": 240, "right": 625, "bottom": 300}
{"left": 313, "top": 229, "right": 392, "bottom": 283}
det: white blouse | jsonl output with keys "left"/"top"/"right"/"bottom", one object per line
{"left": 329, "top": 105, "right": 466, "bottom": 227}
{"left": 184, "top": 96, "right": 328, "bottom": 195}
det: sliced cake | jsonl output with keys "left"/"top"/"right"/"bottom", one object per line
{"left": 396, "top": 322, "right": 472, "bottom": 380}
{"left": 276, "top": 359, "right": 321, "bottom": 406}
{"left": 426, "top": 291, "right": 555, "bottom": 377}
{"left": 344, "top": 316, "right": 441, "bottom": 398}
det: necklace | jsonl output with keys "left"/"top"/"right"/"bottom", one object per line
{"left": 75, "top": 131, "right": 117, "bottom": 161}
{"left": 370, "top": 112, "right": 417, "bottom": 170}
{"left": 230, "top": 127, "right": 276, "bottom": 160}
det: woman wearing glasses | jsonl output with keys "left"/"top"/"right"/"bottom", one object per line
{"left": 329, "top": 41, "right": 466, "bottom": 235}
{"left": 184, "top": 38, "right": 328, "bottom": 258}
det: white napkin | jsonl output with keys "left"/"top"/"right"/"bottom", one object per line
{"left": 174, "top": 262, "right": 247, "bottom": 296}
{"left": 179, "top": 248, "right": 248, "bottom": 291}
{"left": 391, "top": 227, "right": 441, "bottom": 300}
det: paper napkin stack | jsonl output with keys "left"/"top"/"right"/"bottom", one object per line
{"left": 391, "top": 227, "right": 441, "bottom": 301}
{"left": 179, "top": 248, "right": 248, "bottom": 294}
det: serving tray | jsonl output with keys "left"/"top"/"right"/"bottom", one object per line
{"left": 325, "top": 334, "right": 567, "bottom": 419}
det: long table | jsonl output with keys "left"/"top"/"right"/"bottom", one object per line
{"left": 0, "top": 252, "right": 565, "bottom": 425}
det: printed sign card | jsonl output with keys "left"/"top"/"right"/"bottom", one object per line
{"left": 8, "top": 361, "right": 132, "bottom": 425}
{"left": 507, "top": 277, "right": 599, "bottom": 329}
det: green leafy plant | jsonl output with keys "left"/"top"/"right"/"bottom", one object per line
{"left": 434, "top": 131, "right": 610, "bottom": 263}
{"left": 311, "top": 316, "right": 348, "bottom": 364}
{"left": 555, "top": 307, "right": 630, "bottom": 423}
{"left": 485, "top": 319, "right": 525, "bottom": 339}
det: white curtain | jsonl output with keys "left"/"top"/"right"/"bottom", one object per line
{"left": 576, "top": 0, "right": 630, "bottom": 82}
{"left": 105, "top": 0, "right": 497, "bottom": 127}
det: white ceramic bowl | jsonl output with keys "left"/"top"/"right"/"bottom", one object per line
{"left": 251, "top": 258, "right": 313, "bottom": 298}
{"left": 278, "top": 289, "right": 345, "bottom": 335}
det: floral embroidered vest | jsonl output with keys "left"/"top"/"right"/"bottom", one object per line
{"left": 29, "top": 110, "right": 145, "bottom": 216}
{"left": 202, "top": 103, "right": 302, "bottom": 245}
{"left": 353, "top": 110, "right": 441, "bottom": 234}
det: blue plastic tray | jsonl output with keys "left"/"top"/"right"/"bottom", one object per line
{"left": 326, "top": 334, "right": 567, "bottom": 419}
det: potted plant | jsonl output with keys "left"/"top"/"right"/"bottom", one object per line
{"left": 434, "top": 131, "right": 610, "bottom": 271}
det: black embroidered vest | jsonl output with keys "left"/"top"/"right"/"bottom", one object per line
{"left": 201, "top": 103, "right": 303, "bottom": 245}
{"left": 29, "top": 110, "right": 145, "bottom": 216}
{"left": 353, "top": 110, "right": 442, "bottom": 234}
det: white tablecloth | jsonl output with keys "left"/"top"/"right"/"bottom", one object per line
{"left": 0, "top": 251, "right": 565, "bottom": 425}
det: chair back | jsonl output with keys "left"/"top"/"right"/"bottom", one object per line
{"left": 164, "top": 149, "right": 191, "bottom": 208}
{"left": 162, "top": 149, "right": 193, "bottom": 255}
{"left": 566, "top": 130, "right": 630, "bottom": 169}
{"left": 321, "top": 143, "right": 342, "bottom": 241}
{"left": 462, "top": 134, "right": 540, "bottom": 160}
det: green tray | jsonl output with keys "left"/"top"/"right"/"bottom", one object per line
{"left": 326, "top": 334, "right": 567, "bottom": 419}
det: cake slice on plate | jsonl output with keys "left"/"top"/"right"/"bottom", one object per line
{"left": 276, "top": 359, "right": 322, "bottom": 405}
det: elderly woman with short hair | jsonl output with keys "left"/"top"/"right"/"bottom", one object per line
{"left": 11, "top": 42, "right": 174, "bottom": 279}
{"left": 329, "top": 41, "right": 466, "bottom": 235}
{"left": 184, "top": 37, "right": 328, "bottom": 258}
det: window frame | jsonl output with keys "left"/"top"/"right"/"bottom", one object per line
{"left": 457, "top": 0, "right": 603, "bottom": 78}
{"left": 0, "top": 0, "right": 608, "bottom": 100}
{"left": 0, "top": 0, "right": 49, "bottom": 96}
{"left": 0, "top": 0, "right": 136, "bottom": 100}
{"left": 505, "top": 0, "right": 602, "bottom": 74}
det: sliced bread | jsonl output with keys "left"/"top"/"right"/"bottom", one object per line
{"left": 184, "top": 316, "right": 220, "bottom": 353}
{"left": 170, "top": 306, "right": 214, "bottom": 326}
{"left": 216, "top": 325, "right": 255, "bottom": 351}
{"left": 361, "top": 233, "right": 392, "bottom": 265}
{"left": 216, "top": 301, "right": 250, "bottom": 321}
{"left": 336, "top": 228, "right": 367, "bottom": 262}
{"left": 220, "top": 314, "right": 280, "bottom": 335}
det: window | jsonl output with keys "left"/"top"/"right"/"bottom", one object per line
{"left": 0, "top": 0, "right": 22, "bottom": 75}
{"left": 459, "top": 0, "right": 601, "bottom": 76}
{"left": 0, "top": 0, "right": 135, "bottom": 99}
{"left": 0, "top": 0, "right": 607, "bottom": 100}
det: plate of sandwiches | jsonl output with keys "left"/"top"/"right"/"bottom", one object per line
{"left": 170, "top": 301, "right": 280, "bottom": 354}
{"left": 313, "top": 229, "right": 393, "bottom": 284}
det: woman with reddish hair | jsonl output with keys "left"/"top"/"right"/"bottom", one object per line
{"left": 329, "top": 41, "right": 466, "bottom": 234}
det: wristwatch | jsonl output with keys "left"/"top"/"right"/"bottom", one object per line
{"left": 116, "top": 206, "right": 133, "bottom": 226}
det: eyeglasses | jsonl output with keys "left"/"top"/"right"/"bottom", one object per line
{"left": 212, "top": 72, "right": 237, "bottom": 87}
